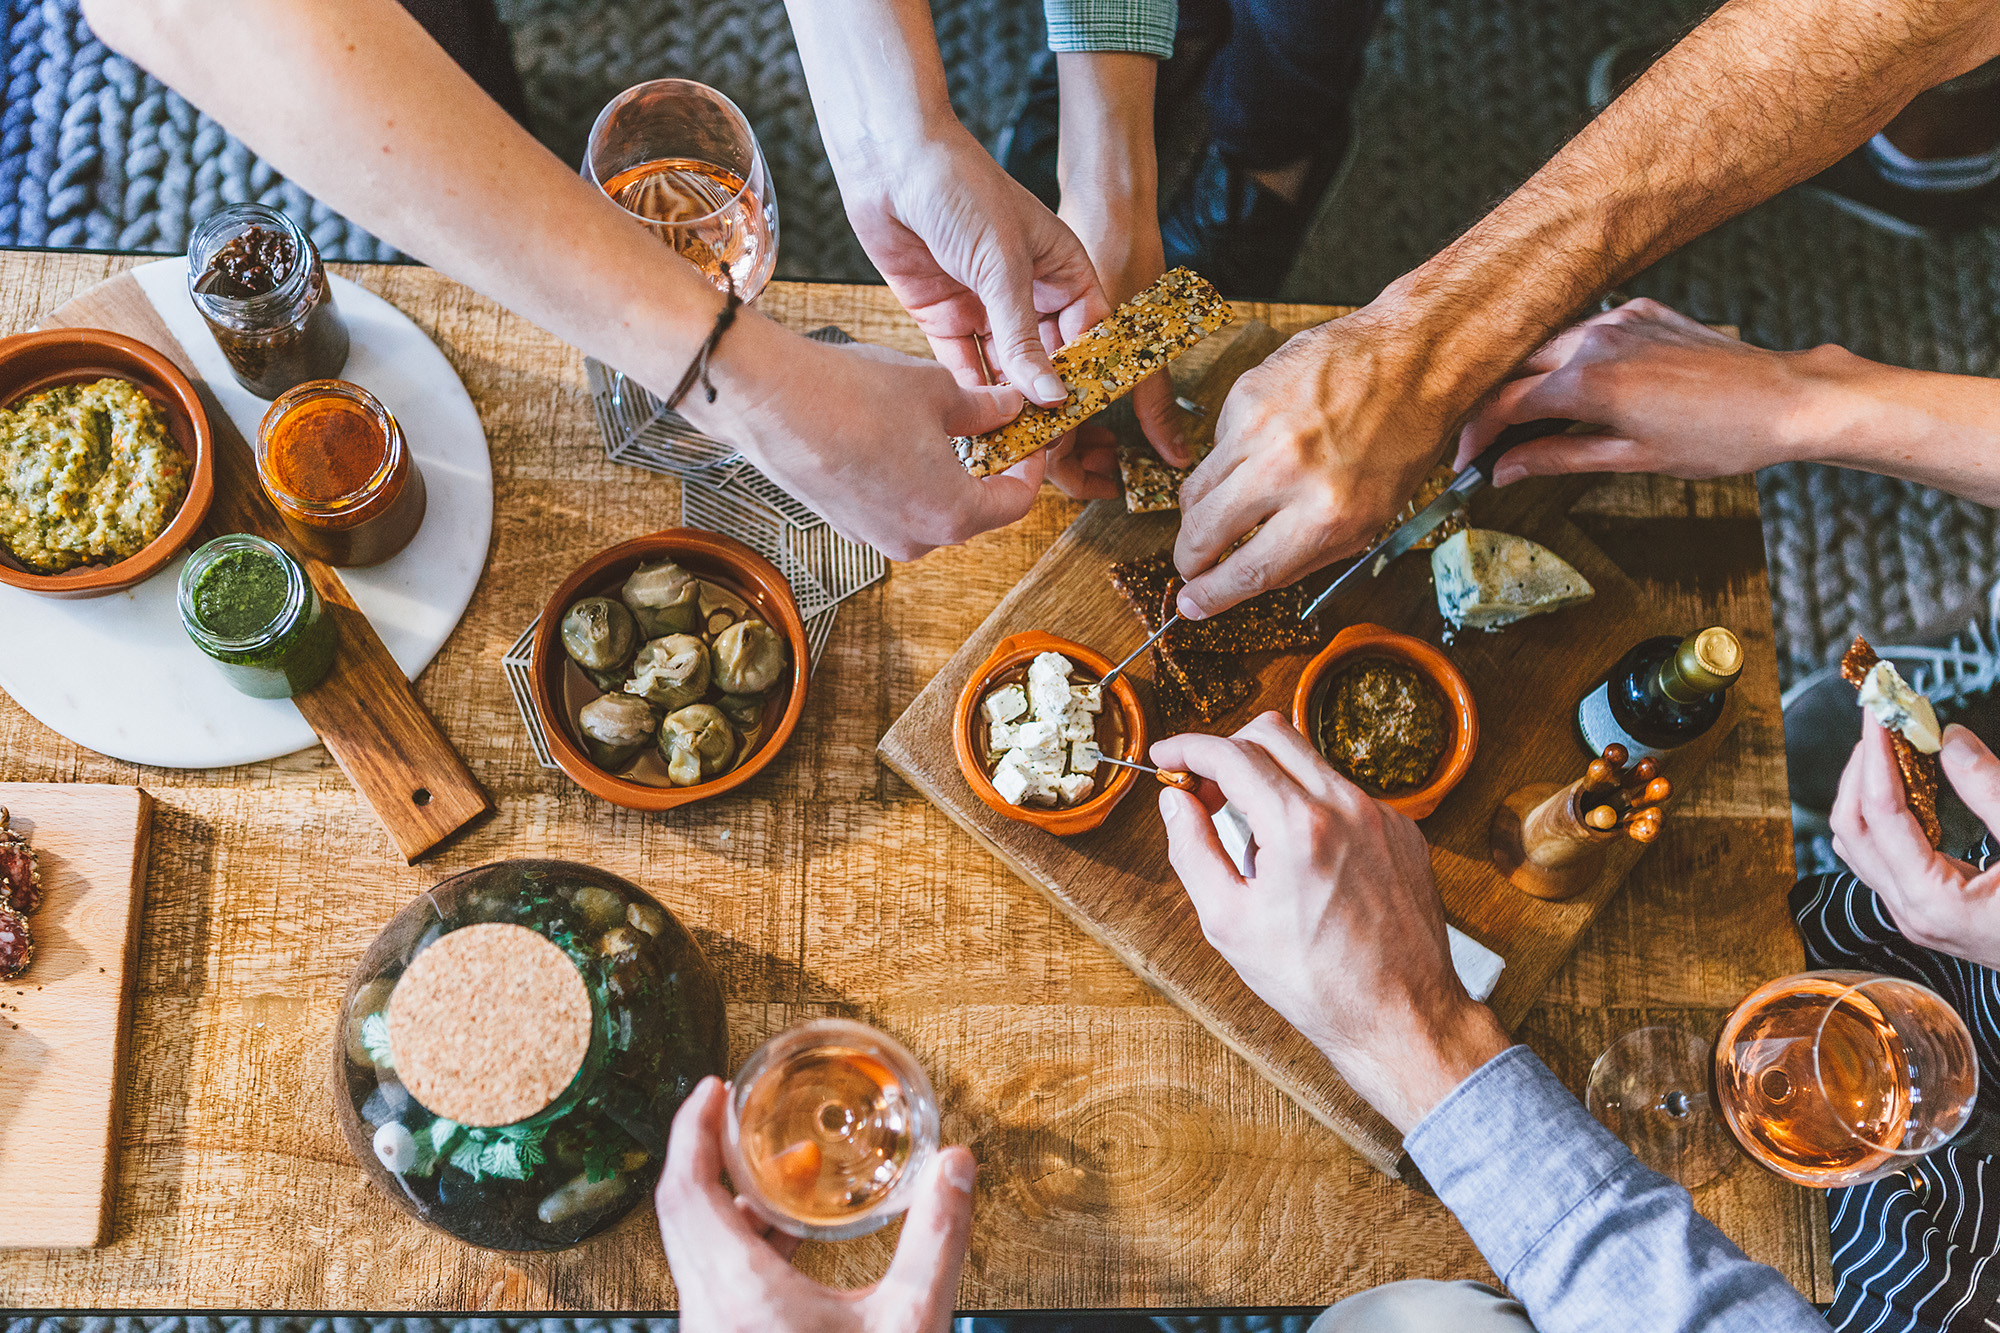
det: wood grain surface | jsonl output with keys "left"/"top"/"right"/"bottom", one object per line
{"left": 879, "top": 445, "right": 1739, "bottom": 1172}
{"left": 0, "top": 251, "right": 1824, "bottom": 1310}
{"left": 0, "top": 782, "right": 154, "bottom": 1250}
{"left": 37, "top": 273, "right": 490, "bottom": 864}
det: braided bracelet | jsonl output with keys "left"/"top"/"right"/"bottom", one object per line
{"left": 664, "top": 274, "right": 743, "bottom": 411}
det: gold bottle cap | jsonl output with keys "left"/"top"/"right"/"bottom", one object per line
{"left": 387, "top": 922, "right": 592, "bottom": 1127}
{"left": 1669, "top": 627, "right": 1743, "bottom": 699}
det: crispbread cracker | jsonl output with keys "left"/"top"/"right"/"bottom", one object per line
{"left": 953, "top": 268, "right": 1230, "bottom": 478}
{"left": 1842, "top": 635, "right": 1943, "bottom": 849}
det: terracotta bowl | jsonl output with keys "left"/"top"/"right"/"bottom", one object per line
{"left": 954, "top": 631, "right": 1148, "bottom": 837}
{"left": 531, "top": 529, "right": 810, "bottom": 811}
{"left": 1291, "top": 622, "right": 1479, "bottom": 820}
{"left": 0, "top": 327, "right": 216, "bottom": 598}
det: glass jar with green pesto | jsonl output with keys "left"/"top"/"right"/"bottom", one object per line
{"left": 177, "top": 533, "right": 338, "bottom": 698}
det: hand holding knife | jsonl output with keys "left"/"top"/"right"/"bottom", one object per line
{"left": 1296, "top": 417, "right": 1579, "bottom": 622}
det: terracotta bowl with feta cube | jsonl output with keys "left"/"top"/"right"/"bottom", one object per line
{"left": 954, "top": 631, "right": 1147, "bottom": 836}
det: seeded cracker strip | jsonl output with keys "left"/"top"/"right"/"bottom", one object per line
{"left": 1842, "top": 635, "right": 1943, "bottom": 849}
{"left": 953, "top": 268, "right": 1230, "bottom": 478}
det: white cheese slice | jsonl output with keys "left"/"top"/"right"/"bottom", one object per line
{"left": 1028, "top": 652, "right": 1075, "bottom": 720}
{"left": 1058, "top": 773, "right": 1095, "bottom": 805}
{"left": 1058, "top": 706, "right": 1097, "bottom": 743}
{"left": 1073, "top": 683, "right": 1103, "bottom": 714}
{"left": 987, "top": 720, "right": 1016, "bottom": 753}
{"left": 1857, "top": 660, "right": 1943, "bottom": 754}
{"left": 1014, "top": 719, "right": 1062, "bottom": 757}
{"left": 1431, "top": 529, "right": 1594, "bottom": 631}
{"left": 992, "top": 755, "right": 1033, "bottom": 805}
{"left": 1070, "top": 740, "right": 1102, "bottom": 773}
{"left": 984, "top": 684, "right": 1028, "bottom": 725}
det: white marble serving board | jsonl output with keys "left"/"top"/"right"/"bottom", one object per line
{"left": 0, "top": 259, "right": 493, "bottom": 769}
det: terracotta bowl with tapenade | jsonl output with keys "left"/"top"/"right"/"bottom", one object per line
{"left": 1292, "top": 623, "right": 1478, "bottom": 820}
{"left": 532, "top": 529, "right": 809, "bottom": 812}
{"left": 0, "top": 327, "right": 215, "bottom": 598}
{"left": 954, "top": 631, "right": 1147, "bottom": 837}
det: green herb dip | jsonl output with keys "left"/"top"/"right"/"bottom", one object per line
{"left": 179, "top": 535, "right": 337, "bottom": 698}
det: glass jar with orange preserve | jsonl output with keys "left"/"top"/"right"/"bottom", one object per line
{"left": 256, "top": 380, "right": 427, "bottom": 567}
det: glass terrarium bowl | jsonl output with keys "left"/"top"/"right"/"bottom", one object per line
{"left": 333, "top": 858, "right": 726, "bottom": 1251}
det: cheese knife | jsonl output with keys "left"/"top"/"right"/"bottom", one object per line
{"left": 1295, "top": 417, "right": 1578, "bottom": 623}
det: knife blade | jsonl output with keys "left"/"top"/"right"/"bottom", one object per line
{"left": 1296, "top": 417, "right": 1577, "bottom": 622}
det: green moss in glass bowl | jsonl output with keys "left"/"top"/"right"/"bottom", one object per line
{"left": 333, "top": 859, "right": 726, "bottom": 1251}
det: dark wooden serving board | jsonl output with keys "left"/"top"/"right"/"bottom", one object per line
{"left": 39, "top": 273, "right": 489, "bottom": 863}
{"left": 879, "top": 375, "right": 1738, "bottom": 1174}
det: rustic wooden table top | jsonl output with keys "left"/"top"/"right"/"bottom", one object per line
{"left": 0, "top": 251, "right": 1826, "bottom": 1312}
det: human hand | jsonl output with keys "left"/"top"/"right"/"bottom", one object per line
{"left": 657, "top": 1076, "right": 978, "bottom": 1333}
{"left": 1151, "top": 713, "right": 1511, "bottom": 1132}
{"left": 1831, "top": 715, "right": 2000, "bottom": 971}
{"left": 697, "top": 318, "right": 1042, "bottom": 561}
{"left": 1173, "top": 308, "right": 1455, "bottom": 619}
{"left": 1454, "top": 298, "right": 1858, "bottom": 485}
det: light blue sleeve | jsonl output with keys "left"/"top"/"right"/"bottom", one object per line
{"left": 1405, "top": 1045, "right": 1825, "bottom": 1333}
{"left": 1043, "top": 0, "right": 1176, "bottom": 58}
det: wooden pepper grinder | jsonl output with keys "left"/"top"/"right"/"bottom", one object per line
{"left": 1490, "top": 743, "right": 1671, "bottom": 900}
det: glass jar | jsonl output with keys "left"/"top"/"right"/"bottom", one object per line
{"left": 177, "top": 533, "right": 338, "bottom": 699}
{"left": 256, "top": 380, "right": 427, "bottom": 567}
{"left": 187, "top": 203, "right": 351, "bottom": 399}
{"left": 332, "top": 859, "right": 727, "bottom": 1251}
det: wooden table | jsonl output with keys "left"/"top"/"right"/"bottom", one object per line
{"left": 0, "top": 251, "right": 1827, "bottom": 1311}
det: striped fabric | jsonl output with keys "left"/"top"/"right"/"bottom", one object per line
{"left": 1042, "top": 0, "right": 1177, "bottom": 56}
{"left": 1790, "top": 851, "right": 2000, "bottom": 1333}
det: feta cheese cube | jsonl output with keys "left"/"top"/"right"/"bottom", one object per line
{"left": 991, "top": 758, "right": 1033, "bottom": 805}
{"left": 1026, "top": 754, "right": 1066, "bottom": 784}
{"left": 1059, "top": 706, "right": 1097, "bottom": 742}
{"left": 987, "top": 720, "right": 1016, "bottom": 752}
{"left": 1072, "top": 683, "right": 1103, "bottom": 714}
{"left": 1013, "top": 719, "right": 1062, "bottom": 756}
{"left": 983, "top": 684, "right": 1028, "bottom": 725}
{"left": 1058, "top": 773, "right": 1095, "bottom": 805}
{"left": 1028, "top": 652, "right": 1074, "bottom": 720}
{"left": 1070, "top": 740, "right": 1101, "bottom": 773}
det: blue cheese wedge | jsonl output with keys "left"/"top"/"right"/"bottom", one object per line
{"left": 1856, "top": 660, "right": 1942, "bottom": 753}
{"left": 1431, "top": 529, "right": 1594, "bottom": 631}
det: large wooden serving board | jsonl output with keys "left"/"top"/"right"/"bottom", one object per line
{"left": 880, "top": 423, "right": 1738, "bottom": 1176}
{"left": 0, "top": 783, "right": 153, "bottom": 1249}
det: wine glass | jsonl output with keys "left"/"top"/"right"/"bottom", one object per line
{"left": 723, "top": 1018, "right": 941, "bottom": 1242}
{"left": 584, "top": 79, "right": 780, "bottom": 434}
{"left": 1587, "top": 971, "right": 1978, "bottom": 1190}
{"left": 585, "top": 77, "right": 779, "bottom": 301}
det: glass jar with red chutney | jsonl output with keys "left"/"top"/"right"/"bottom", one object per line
{"left": 256, "top": 380, "right": 428, "bottom": 567}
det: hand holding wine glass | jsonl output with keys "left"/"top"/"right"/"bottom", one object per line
{"left": 657, "top": 1076, "right": 977, "bottom": 1333}
{"left": 1832, "top": 715, "right": 2000, "bottom": 971}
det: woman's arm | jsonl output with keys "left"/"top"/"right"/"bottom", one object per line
{"left": 82, "top": 0, "right": 1044, "bottom": 559}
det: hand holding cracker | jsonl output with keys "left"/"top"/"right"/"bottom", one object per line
{"left": 1831, "top": 715, "right": 2000, "bottom": 972}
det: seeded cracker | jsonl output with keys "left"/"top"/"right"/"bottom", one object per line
{"left": 952, "top": 268, "right": 1230, "bottom": 478}
{"left": 1842, "top": 634, "right": 1943, "bottom": 849}
{"left": 1107, "top": 554, "right": 1255, "bottom": 722}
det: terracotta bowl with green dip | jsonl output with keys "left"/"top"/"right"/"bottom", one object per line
{"left": 0, "top": 327, "right": 215, "bottom": 598}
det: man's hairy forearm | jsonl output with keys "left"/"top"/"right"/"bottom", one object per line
{"left": 79, "top": 0, "right": 735, "bottom": 402}
{"left": 1388, "top": 0, "right": 2000, "bottom": 413}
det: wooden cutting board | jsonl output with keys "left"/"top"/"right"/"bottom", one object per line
{"left": 879, "top": 354, "right": 1738, "bottom": 1175}
{"left": 0, "top": 783, "right": 153, "bottom": 1248}
{"left": 38, "top": 273, "right": 489, "bottom": 862}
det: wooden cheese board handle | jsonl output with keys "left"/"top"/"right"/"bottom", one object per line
{"left": 41, "top": 273, "right": 490, "bottom": 863}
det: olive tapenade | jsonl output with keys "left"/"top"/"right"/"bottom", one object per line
{"left": 1318, "top": 656, "right": 1450, "bottom": 795}
{"left": 188, "top": 204, "right": 350, "bottom": 399}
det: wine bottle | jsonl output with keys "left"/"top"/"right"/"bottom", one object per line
{"left": 1575, "top": 627, "right": 1742, "bottom": 761}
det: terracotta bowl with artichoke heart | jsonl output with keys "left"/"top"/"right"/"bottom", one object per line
{"left": 531, "top": 529, "right": 810, "bottom": 811}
